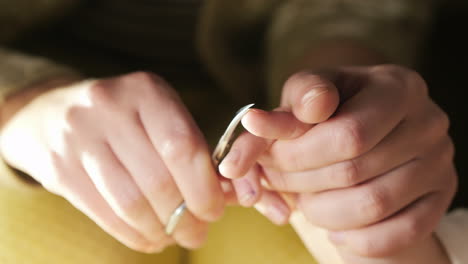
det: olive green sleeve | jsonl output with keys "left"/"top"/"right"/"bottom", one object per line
{"left": 266, "top": 0, "right": 439, "bottom": 103}
{"left": 0, "top": 0, "right": 81, "bottom": 103}
{"left": 0, "top": 0, "right": 81, "bottom": 188}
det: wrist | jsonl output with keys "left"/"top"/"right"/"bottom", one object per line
{"left": 1, "top": 77, "right": 81, "bottom": 130}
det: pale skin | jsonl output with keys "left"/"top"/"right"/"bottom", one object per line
{"left": 221, "top": 67, "right": 456, "bottom": 263}
{"left": 0, "top": 42, "right": 456, "bottom": 263}
{"left": 0, "top": 72, "right": 225, "bottom": 252}
{"left": 218, "top": 41, "right": 456, "bottom": 263}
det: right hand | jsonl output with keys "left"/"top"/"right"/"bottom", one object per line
{"left": 0, "top": 72, "right": 225, "bottom": 252}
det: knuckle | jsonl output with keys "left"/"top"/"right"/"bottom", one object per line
{"left": 370, "top": 64, "right": 404, "bottom": 77}
{"left": 432, "top": 107, "right": 451, "bottom": 134}
{"left": 334, "top": 159, "right": 362, "bottom": 187}
{"left": 114, "top": 191, "right": 147, "bottom": 221}
{"left": 449, "top": 168, "right": 459, "bottom": 196}
{"left": 279, "top": 148, "right": 304, "bottom": 171}
{"left": 400, "top": 216, "right": 423, "bottom": 245}
{"left": 160, "top": 127, "right": 201, "bottom": 164}
{"left": 125, "top": 71, "right": 162, "bottom": 85}
{"left": 265, "top": 170, "right": 289, "bottom": 191}
{"left": 405, "top": 69, "right": 428, "bottom": 96}
{"left": 370, "top": 64, "right": 409, "bottom": 91}
{"left": 445, "top": 138, "right": 456, "bottom": 163}
{"left": 335, "top": 118, "right": 367, "bottom": 159}
{"left": 87, "top": 82, "right": 115, "bottom": 107}
{"left": 149, "top": 173, "right": 176, "bottom": 197}
{"left": 360, "top": 186, "right": 390, "bottom": 221}
{"left": 64, "top": 105, "right": 86, "bottom": 129}
{"left": 124, "top": 71, "right": 172, "bottom": 98}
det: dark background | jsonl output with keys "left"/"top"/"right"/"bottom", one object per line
{"left": 7, "top": 0, "right": 468, "bottom": 209}
{"left": 421, "top": 0, "right": 468, "bottom": 209}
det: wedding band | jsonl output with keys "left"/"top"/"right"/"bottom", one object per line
{"left": 164, "top": 104, "right": 254, "bottom": 236}
{"left": 165, "top": 202, "right": 187, "bottom": 235}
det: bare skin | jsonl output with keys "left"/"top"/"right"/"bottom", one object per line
{"left": 0, "top": 42, "right": 455, "bottom": 263}
{"left": 220, "top": 42, "right": 455, "bottom": 264}
{"left": 0, "top": 72, "right": 225, "bottom": 252}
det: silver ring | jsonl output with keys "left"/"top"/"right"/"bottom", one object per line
{"left": 165, "top": 104, "right": 254, "bottom": 235}
{"left": 165, "top": 202, "right": 187, "bottom": 235}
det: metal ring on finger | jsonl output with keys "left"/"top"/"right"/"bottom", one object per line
{"left": 164, "top": 103, "right": 255, "bottom": 236}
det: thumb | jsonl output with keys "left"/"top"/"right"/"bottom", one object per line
{"left": 281, "top": 71, "right": 340, "bottom": 124}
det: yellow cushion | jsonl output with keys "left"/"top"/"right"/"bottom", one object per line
{"left": 0, "top": 184, "right": 181, "bottom": 264}
{"left": 190, "top": 206, "right": 317, "bottom": 264}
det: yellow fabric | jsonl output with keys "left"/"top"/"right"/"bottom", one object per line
{"left": 190, "top": 207, "right": 316, "bottom": 264}
{"left": 0, "top": 161, "right": 315, "bottom": 264}
{"left": 0, "top": 1, "right": 440, "bottom": 263}
{"left": 0, "top": 177, "right": 181, "bottom": 264}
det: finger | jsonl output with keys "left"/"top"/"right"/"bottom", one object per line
{"left": 218, "top": 131, "right": 270, "bottom": 179}
{"left": 232, "top": 163, "right": 263, "bottom": 207}
{"left": 254, "top": 190, "right": 291, "bottom": 225}
{"left": 328, "top": 187, "right": 456, "bottom": 258}
{"left": 104, "top": 115, "right": 209, "bottom": 248}
{"left": 241, "top": 109, "right": 311, "bottom": 140}
{"left": 261, "top": 101, "right": 450, "bottom": 193}
{"left": 280, "top": 71, "right": 340, "bottom": 124}
{"left": 298, "top": 137, "right": 455, "bottom": 230}
{"left": 220, "top": 179, "right": 239, "bottom": 205}
{"left": 167, "top": 207, "right": 209, "bottom": 249}
{"left": 137, "top": 81, "right": 224, "bottom": 222}
{"left": 263, "top": 70, "right": 409, "bottom": 172}
{"left": 80, "top": 141, "right": 166, "bottom": 245}
{"left": 48, "top": 152, "right": 169, "bottom": 253}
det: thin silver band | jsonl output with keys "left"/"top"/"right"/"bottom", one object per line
{"left": 164, "top": 104, "right": 254, "bottom": 236}
{"left": 165, "top": 202, "right": 187, "bottom": 235}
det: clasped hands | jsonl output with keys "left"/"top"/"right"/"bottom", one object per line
{"left": 0, "top": 65, "right": 456, "bottom": 261}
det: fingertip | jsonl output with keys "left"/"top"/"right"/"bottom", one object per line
{"left": 218, "top": 149, "right": 242, "bottom": 179}
{"left": 218, "top": 132, "right": 270, "bottom": 179}
{"left": 232, "top": 165, "right": 262, "bottom": 207}
{"left": 241, "top": 109, "right": 266, "bottom": 137}
{"left": 283, "top": 72, "right": 340, "bottom": 124}
{"left": 299, "top": 84, "right": 339, "bottom": 123}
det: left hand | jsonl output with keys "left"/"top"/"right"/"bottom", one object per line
{"left": 219, "top": 65, "right": 456, "bottom": 261}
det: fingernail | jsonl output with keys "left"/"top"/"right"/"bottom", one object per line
{"left": 302, "top": 88, "right": 329, "bottom": 106}
{"left": 328, "top": 231, "right": 345, "bottom": 245}
{"left": 248, "top": 108, "right": 268, "bottom": 115}
{"left": 219, "top": 149, "right": 240, "bottom": 178}
{"left": 268, "top": 203, "right": 290, "bottom": 225}
{"left": 237, "top": 181, "right": 256, "bottom": 207}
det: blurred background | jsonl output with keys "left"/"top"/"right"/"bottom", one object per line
{"left": 6, "top": 0, "right": 468, "bottom": 209}
{"left": 420, "top": 0, "right": 468, "bottom": 209}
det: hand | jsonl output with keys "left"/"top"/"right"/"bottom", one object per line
{"left": 220, "top": 65, "right": 456, "bottom": 261}
{"left": 0, "top": 72, "right": 225, "bottom": 252}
